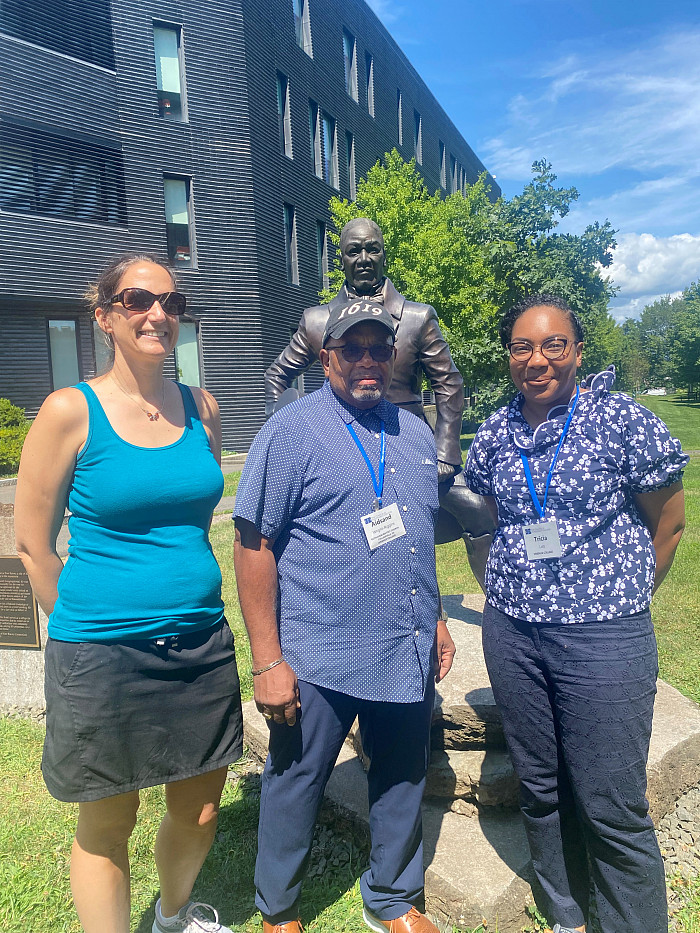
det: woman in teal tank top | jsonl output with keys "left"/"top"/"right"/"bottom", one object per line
{"left": 15, "top": 255, "right": 242, "bottom": 933}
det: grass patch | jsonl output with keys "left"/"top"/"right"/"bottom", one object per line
{"left": 222, "top": 470, "right": 242, "bottom": 499}
{"left": 636, "top": 394, "right": 700, "bottom": 451}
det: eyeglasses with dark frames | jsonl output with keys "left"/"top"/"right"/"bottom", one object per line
{"left": 110, "top": 287, "right": 188, "bottom": 316}
{"left": 506, "top": 337, "right": 576, "bottom": 362}
{"left": 327, "top": 343, "right": 395, "bottom": 363}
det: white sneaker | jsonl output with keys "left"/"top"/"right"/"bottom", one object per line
{"left": 152, "top": 898, "right": 234, "bottom": 933}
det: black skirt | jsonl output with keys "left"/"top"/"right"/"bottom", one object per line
{"left": 42, "top": 619, "right": 244, "bottom": 802}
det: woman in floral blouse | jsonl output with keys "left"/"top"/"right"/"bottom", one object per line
{"left": 464, "top": 295, "right": 687, "bottom": 933}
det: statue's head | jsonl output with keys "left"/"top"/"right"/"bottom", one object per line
{"left": 339, "top": 218, "right": 385, "bottom": 294}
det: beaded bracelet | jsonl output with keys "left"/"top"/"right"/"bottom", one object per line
{"left": 252, "top": 658, "right": 284, "bottom": 676}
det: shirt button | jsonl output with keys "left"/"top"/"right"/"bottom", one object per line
{"left": 374, "top": 433, "right": 380, "bottom": 438}
{"left": 411, "top": 547, "right": 416, "bottom": 553}
{"left": 390, "top": 467, "right": 396, "bottom": 473}
{"left": 402, "top": 505, "right": 408, "bottom": 512}
{"left": 414, "top": 630, "right": 419, "bottom": 636}
{"left": 411, "top": 588, "right": 417, "bottom": 594}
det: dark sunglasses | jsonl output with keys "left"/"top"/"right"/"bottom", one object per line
{"left": 328, "top": 343, "right": 395, "bottom": 363}
{"left": 110, "top": 287, "right": 188, "bottom": 316}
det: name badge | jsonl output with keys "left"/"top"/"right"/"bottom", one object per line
{"left": 361, "top": 502, "right": 407, "bottom": 551}
{"left": 522, "top": 520, "right": 562, "bottom": 560}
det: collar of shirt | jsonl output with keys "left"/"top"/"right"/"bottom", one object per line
{"left": 508, "top": 366, "right": 616, "bottom": 454}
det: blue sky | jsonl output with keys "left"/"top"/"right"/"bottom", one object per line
{"left": 367, "top": 0, "right": 700, "bottom": 320}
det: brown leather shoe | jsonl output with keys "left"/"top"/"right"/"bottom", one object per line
{"left": 262, "top": 920, "right": 304, "bottom": 933}
{"left": 363, "top": 905, "right": 439, "bottom": 932}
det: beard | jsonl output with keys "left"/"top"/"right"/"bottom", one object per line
{"left": 350, "top": 385, "right": 382, "bottom": 403}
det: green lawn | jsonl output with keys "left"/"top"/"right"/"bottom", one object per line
{"left": 1, "top": 396, "right": 698, "bottom": 933}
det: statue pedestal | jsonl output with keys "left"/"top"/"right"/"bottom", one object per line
{"left": 243, "top": 594, "right": 700, "bottom": 931}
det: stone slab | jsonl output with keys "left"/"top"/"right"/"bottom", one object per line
{"left": 432, "top": 594, "right": 506, "bottom": 750}
{"left": 647, "top": 679, "right": 700, "bottom": 822}
{"left": 425, "top": 747, "right": 518, "bottom": 807}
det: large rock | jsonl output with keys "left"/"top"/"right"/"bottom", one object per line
{"left": 432, "top": 594, "right": 505, "bottom": 750}
{"left": 647, "top": 679, "right": 700, "bottom": 822}
{"left": 426, "top": 747, "right": 518, "bottom": 807}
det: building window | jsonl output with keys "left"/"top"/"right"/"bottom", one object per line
{"left": 163, "top": 176, "right": 195, "bottom": 268}
{"left": 413, "top": 109, "right": 422, "bottom": 164}
{"left": 153, "top": 25, "right": 186, "bottom": 120}
{"left": 365, "top": 52, "right": 375, "bottom": 117}
{"left": 316, "top": 221, "right": 329, "bottom": 291}
{"left": 293, "top": 0, "right": 312, "bottom": 56}
{"left": 0, "top": 124, "right": 127, "bottom": 225}
{"left": 397, "top": 90, "right": 403, "bottom": 145}
{"left": 309, "top": 102, "right": 322, "bottom": 177}
{"left": 343, "top": 29, "right": 358, "bottom": 101}
{"left": 277, "top": 72, "right": 293, "bottom": 158}
{"left": 283, "top": 203, "right": 299, "bottom": 284}
{"left": 439, "top": 141, "right": 446, "bottom": 189}
{"left": 175, "top": 321, "right": 201, "bottom": 386}
{"left": 0, "top": 0, "right": 115, "bottom": 69}
{"left": 450, "top": 154, "right": 457, "bottom": 194}
{"left": 346, "top": 131, "right": 356, "bottom": 200}
{"left": 49, "top": 320, "right": 80, "bottom": 390}
{"left": 322, "top": 113, "right": 338, "bottom": 188}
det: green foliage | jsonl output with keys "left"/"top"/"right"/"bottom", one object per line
{"left": 325, "top": 152, "right": 619, "bottom": 391}
{"left": 0, "top": 400, "right": 30, "bottom": 475}
{"left": 623, "top": 284, "right": 700, "bottom": 397}
{"left": 0, "top": 398, "right": 29, "bottom": 429}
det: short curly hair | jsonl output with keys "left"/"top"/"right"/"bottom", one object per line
{"left": 499, "top": 294, "right": 584, "bottom": 348}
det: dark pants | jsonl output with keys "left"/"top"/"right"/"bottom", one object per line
{"left": 255, "top": 679, "right": 434, "bottom": 924}
{"left": 482, "top": 604, "right": 666, "bottom": 933}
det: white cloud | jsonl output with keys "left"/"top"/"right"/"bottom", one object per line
{"left": 480, "top": 28, "right": 700, "bottom": 241}
{"left": 483, "top": 30, "right": 700, "bottom": 183}
{"left": 606, "top": 233, "right": 700, "bottom": 320}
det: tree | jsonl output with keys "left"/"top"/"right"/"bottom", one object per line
{"left": 670, "top": 282, "right": 700, "bottom": 399}
{"left": 325, "top": 151, "right": 619, "bottom": 391}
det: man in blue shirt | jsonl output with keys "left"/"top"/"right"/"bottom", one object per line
{"left": 234, "top": 299, "right": 455, "bottom": 933}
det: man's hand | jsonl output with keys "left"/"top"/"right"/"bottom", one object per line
{"left": 434, "top": 618, "right": 456, "bottom": 683}
{"left": 254, "top": 660, "right": 300, "bottom": 726}
{"left": 437, "top": 460, "right": 459, "bottom": 482}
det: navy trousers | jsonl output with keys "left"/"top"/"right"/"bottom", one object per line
{"left": 482, "top": 604, "right": 667, "bottom": 933}
{"left": 255, "top": 679, "right": 434, "bottom": 924}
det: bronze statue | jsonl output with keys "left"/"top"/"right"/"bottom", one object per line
{"left": 265, "top": 218, "right": 495, "bottom": 588}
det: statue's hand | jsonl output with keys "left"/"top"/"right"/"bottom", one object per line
{"left": 437, "top": 460, "right": 459, "bottom": 482}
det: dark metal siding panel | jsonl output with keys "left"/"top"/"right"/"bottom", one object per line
{"left": 0, "top": 307, "right": 53, "bottom": 413}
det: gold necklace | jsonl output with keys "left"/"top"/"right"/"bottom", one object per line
{"left": 113, "top": 375, "right": 166, "bottom": 421}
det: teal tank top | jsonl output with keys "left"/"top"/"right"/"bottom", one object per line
{"left": 49, "top": 382, "right": 225, "bottom": 642}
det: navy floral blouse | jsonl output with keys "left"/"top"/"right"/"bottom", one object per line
{"left": 464, "top": 369, "right": 689, "bottom": 624}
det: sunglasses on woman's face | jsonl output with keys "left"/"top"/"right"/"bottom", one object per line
{"left": 110, "top": 287, "right": 188, "bottom": 316}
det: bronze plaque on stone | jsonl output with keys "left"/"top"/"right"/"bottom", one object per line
{"left": 0, "top": 555, "right": 41, "bottom": 649}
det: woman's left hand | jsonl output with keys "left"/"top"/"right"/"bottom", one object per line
{"left": 434, "top": 617, "right": 456, "bottom": 683}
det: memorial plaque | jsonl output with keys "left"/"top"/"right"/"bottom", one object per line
{"left": 0, "top": 555, "right": 40, "bottom": 649}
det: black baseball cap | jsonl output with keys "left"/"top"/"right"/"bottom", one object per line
{"left": 322, "top": 299, "right": 396, "bottom": 347}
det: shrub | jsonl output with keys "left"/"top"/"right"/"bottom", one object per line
{"left": 0, "top": 397, "right": 28, "bottom": 429}
{"left": 0, "top": 399, "right": 31, "bottom": 474}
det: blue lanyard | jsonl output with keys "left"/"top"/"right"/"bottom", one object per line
{"left": 346, "top": 421, "right": 385, "bottom": 510}
{"left": 520, "top": 385, "right": 580, "bottom": 520}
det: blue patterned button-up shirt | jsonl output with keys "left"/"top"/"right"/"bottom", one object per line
{"left": 465, "top": 369, "right": 688, "bottom": 624}
{"left": 234, "top": 381, "right": 440, "bottom": 702}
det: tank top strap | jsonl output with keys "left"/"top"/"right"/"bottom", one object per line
{"left": 73, "top": 381, "right": 112, "bottom": 447}
{"left": 176, "top": 382, "right": 201, "bottom": 426}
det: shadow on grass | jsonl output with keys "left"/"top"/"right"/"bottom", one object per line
{"left": 133, "top": 773, "right": 370, "bottom": 933}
